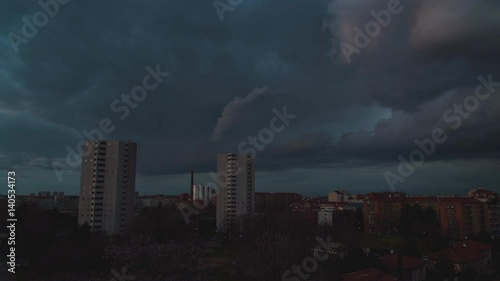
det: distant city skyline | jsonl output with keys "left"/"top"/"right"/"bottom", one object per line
{"left": 8, "top": 165, "right": 499, "bottom": 196}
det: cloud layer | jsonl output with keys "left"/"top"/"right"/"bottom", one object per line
{"left": 1, "top": 0, "right": 499, "bottom": 194}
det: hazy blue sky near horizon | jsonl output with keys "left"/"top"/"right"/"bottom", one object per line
{"left": 1, "top": 0, "right": 500, "bottom": 195}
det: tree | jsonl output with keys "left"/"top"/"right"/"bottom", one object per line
{"left": 243, "top": 231, "right": 308, "bottom": 281}
{"left": 129, "top": 205, "right": 190, "bottom": 241}
{"left": 105, "top": 234, "right": 208, "bottom": 281}
{"left": 457, "top": 267, "right": 476, "bottom": 281}
{"left": 239, "top": 214, "right": 314, "bottom": 281}
{"left": 402, "top": 237, "right": 419, "bottom": 257}
{"left": 338, "top": 247, "right": 379, "bottom": 275}
{"left": 400, "top": 204, "right": 440, "bottom": 238}
{"left": 353, "top": 208, "right": 364, "bottom": 233}
{"left": 425, "top": 259, "right": 456, "bottom": 281}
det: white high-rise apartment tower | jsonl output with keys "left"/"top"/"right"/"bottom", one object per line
{"left": 216, "top": 153, "right": 255, "bottom": 233}
{"left": 192, "top": 184, "right": 212, "bottom": 204}
{"left": 78, "top": 140, "right": 137, "bottom": 235}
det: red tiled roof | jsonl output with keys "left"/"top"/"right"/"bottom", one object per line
{"left": 366, "top": 192, "right": 407, "bottom": 200}
{"left": 343, "top": 268, "right": 396, "bottom": 281}
{"left": 380, "top": 254, "right": 425, "bottom": 270}
{"left": 437, "top": 197, "right": 480, "bottom": 203}
{"left": 453, "top": 240, "right": 492, "bottom": 251}
{"left": 405, "top": 196, "right": 439, "bottom": 202}
{"left": 429, "top": 247, "right": 486, "bottom": 264}
{"left": 470, "top": 189, "right": 498, "bottom": 196}
{"left": 319, "top": 202, "right": 349, "bottom": 207}
{"left": 366, "top": 195, "right": 482, "bottom": 204}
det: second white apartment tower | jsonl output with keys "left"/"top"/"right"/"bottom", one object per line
{"left": 216, "top": 153, "right": 255, "bottom": 232}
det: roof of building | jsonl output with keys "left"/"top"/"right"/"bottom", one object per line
{"left": 255, "top": 192, "right": 301, "bottom": 197}
{"left": 453, "top": 240, "right": 492, "bottom": 251}
{"left": 343, "top": 268, "right": 397, "bottom": 281}
{"left": 470, "top": 189, "right": 498, "bottom": 196}
{"left": 366, "top": 194, "right": 482, "bottom": 204}
{"left": 330, "top": 190, "right": 347, "bottom": 194}
{"left": 319, "top": 202, "right": 349, "bottom": 207}
{"left": 366, "top": 192, "right": 407, "bottom": 199}
{"left": 380, "top": 254, "right": 426, "bottom": 270}
{"left": 429, "top": 247, "right": 486, "bottom": 264}
{"left": 437, "top": 197, "right": 480, "bottom": 203}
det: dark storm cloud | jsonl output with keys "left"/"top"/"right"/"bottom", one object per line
{"left": 211, "top": 86, "right": 270, "bottom": 141}
{"left": 264, "top": 85, "right": 500, "bottom": 171}
{"left": 1, "top": 0, "right": 499, "bottom": 193}
{"left": 325, "top": 0, "right": 500, "bottom": 109}
{"left": 409, "top": 0, "right": 500, "bottom": 60}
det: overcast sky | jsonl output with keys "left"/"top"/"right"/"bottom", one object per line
{"left": 1, "top": 0, "right": 500, "bottom": 196}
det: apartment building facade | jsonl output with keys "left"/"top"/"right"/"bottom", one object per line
{"left": 215, "top": 153, "right": 255, "bottom": 233}
{"left": 78, "top": 140, "right": 137, "bottom": 235}
{"left": 364, "top": 192, "right": 495, "bottom": 239}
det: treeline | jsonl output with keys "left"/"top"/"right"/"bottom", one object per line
{"left": 10, "top": 202, "right": 212, "bottom": 281}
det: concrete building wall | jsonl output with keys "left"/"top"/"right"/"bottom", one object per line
{"left": 193, "top": 184, "right": 212, "bottom": 205}
{"left": 216, "top": 153, "right": 255, "bottom": 233}
{"left": 318, "top": 210, "right": 333, "bottom": 226}
{"left": 328, "top": 191, "right": 348, "bottom": 202}
{"left": 78, "top": 140, "right": 137, "bottom": 235}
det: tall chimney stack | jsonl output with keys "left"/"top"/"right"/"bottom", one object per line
{"left": 190, "top": 170, "right": 194, "bottom": 201}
